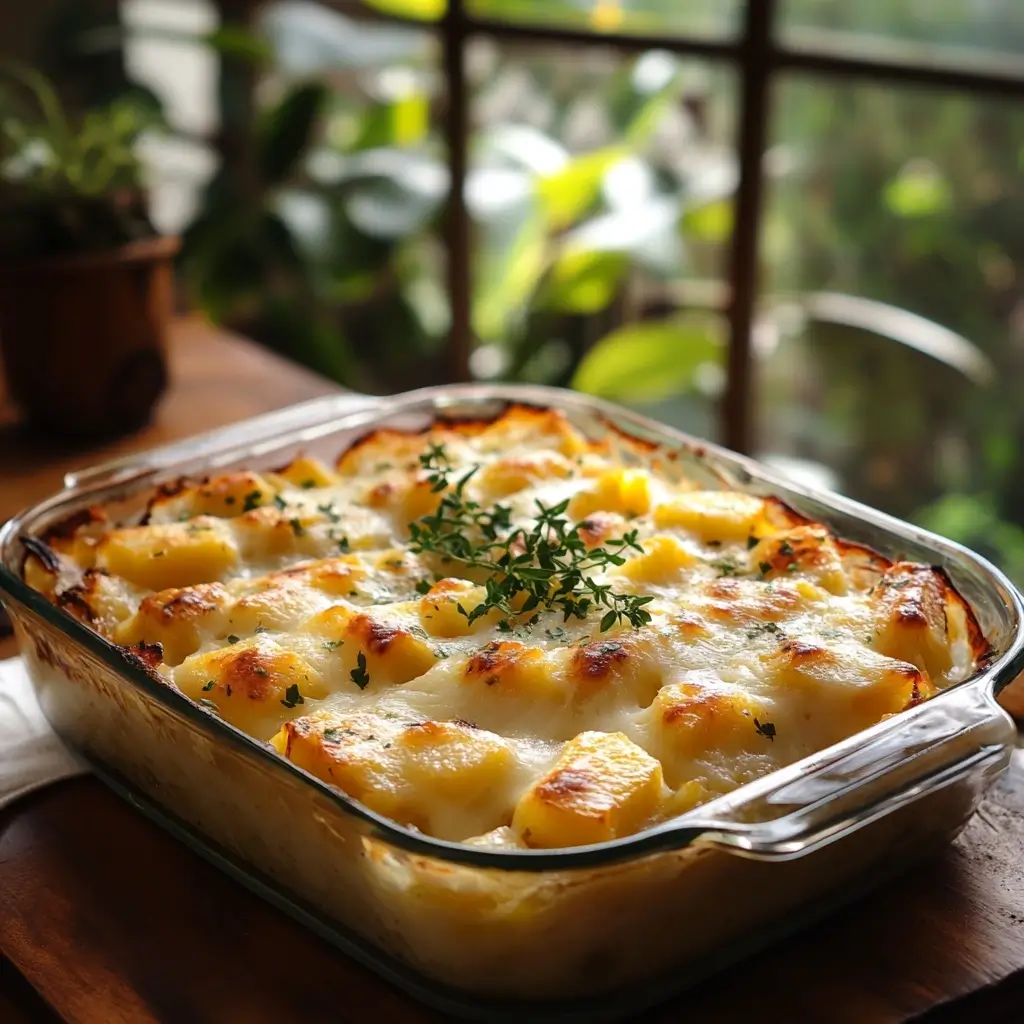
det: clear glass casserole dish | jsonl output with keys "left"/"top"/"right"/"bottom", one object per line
{"left": 1, "top": 384, "right": 1021, "bottom": 1022}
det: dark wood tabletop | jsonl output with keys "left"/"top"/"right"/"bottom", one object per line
{"left": 2, "top": 319, "right": 1024, "bottom": 1023}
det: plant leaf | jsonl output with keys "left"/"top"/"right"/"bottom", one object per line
{"left": 571, "top": 315, "right": 724, "bottom": 403}
{"left": 681, "top": 197, "right": 733, "bottom": 244}
{"left": 473, "top": 197, "right": 548, "bottom": 342}
{"left": 259, "top": 82, "right": 328, "bottom": 186}
{"left": 537, "top": 146, "right": 623, "bottom": 231}
{"left": 361, "top": 0, "right": 446, "bottom": 21}
{"left": 540, "top": 248, "right": 627, "bottom": 315}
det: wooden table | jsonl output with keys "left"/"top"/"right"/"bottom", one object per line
{"left": 2, "top": 319, "right": 1024, "bottom": 1023}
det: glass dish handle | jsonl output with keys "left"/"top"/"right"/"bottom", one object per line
{"left": 63, "top": 393, "right": 375, "bottom": 492}
{"left": 658, "top": 681, "right": 1013, "bottom": 861}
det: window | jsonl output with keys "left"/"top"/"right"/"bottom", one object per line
{"left": 121, "top": 0, "right": 1024, "bottom": 583}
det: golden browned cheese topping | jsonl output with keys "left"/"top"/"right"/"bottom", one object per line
{"left": 24, "top": 406, "right": 986, "bottom": 849}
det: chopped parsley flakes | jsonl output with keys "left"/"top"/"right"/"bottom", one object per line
{"left": 350, "top": 651, "right": 370, "bottom": 690}
{"left": 280, "top": 683, "right": 304, "bottom": 709}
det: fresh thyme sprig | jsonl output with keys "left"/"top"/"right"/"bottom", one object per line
{"left": 407, "top": 443, "right": 654, "bottom": 632}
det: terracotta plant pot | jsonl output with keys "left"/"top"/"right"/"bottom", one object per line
{"left": 0, "top": 235, "right": 180, "bottom": 438}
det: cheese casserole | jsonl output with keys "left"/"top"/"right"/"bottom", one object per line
{"left": 23, "top": 406, "right": 987, "bottom": 851}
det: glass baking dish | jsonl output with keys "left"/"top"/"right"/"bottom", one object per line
{"left": 2, "top": 384, "right": 1022, "bottom": 1022}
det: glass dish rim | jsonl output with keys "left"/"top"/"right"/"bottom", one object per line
{"left": 2, "top": 381, "right": 1022, "bottom": 872}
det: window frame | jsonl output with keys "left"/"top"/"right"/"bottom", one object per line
{"left": 427, "top": 0, "right": 1024, "bottom": 451}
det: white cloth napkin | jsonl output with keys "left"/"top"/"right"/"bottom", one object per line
{"left": 0, "top": 656, "right": 87, "bottom": 812}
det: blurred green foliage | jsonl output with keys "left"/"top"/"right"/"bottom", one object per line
{"left": 58, "top": 0, "right": 1024, "bottom": 582}
{"left": 0, "top": 64, "right": 161, "bottom": 256}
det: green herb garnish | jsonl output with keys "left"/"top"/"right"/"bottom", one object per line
{"left": 242, "top": 490, "right": 263, "bottom": 512}
{"left": 317, "top": 502, "right": 341, "bottom": 524}
{"left": 350, "top": 651, "right": 370, "bottom": 690}
{"left": 201, "top": 680, "right": 216, "bottom": 691}
{"left": 407, "top": 444, "right": 653, "bottom": 633}
{"left": 280, "top": 683, "right": 304, "bottom": 708}
{"left": 227, "top": 634, "right": 240, "bottom": 644}
{"left": 754, "top": 718, "right": 777, "bottom": 742}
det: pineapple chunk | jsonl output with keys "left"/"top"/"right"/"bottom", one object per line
{"left": 274, "top": 455, "right": 338, "bottom": 490}
{"left": 871, "top": 563, "right": 953, "bottom": 681}
{"left": 569, "top": 469, "right": 652, "bottom": 521}
{"left": 96, "top": 518, "right": 238, "bottom": 591}
{"left": 271, "top": 712, "right": 515, "bottom": 840}
{"left": 653, "top": 491, "right": 766, "bottom": 543}
{"left": 653, "top": 676, "right": 767, "bottom": 770}
{"left": 175, "top": 636, "right": 326, "bottom": 739}
{"left": 418, "top": 578, "right": 502, "bottom": 637}
{"left": 115, "top": 581, "right": 230, "bottom": 665}
{"left": 749, "top": 525, "right": 848, "bottom": 594}
{"left": 189, "top": 471, "right": 278, "bottom": 518}
{"left": 306, "top": 605, "right": 438, "bottom": 685}
{"left": 463, "top": 641, "right": 564, "bottom": 701}
{"left": 617, "top": 535, "right": 695, "bottom": 585}
{"left": 513, "top": 731, "right": 664, "bottom": 848}
{"left": 477, "top": 452, "right": 574, "bottom": 501}
{"left": 762, "top": 636, "right": 930, "bottom": 739}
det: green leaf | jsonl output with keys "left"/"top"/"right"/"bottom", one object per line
{"left": 206, "top": 25, "right": 273, "bottom": 64}
{"left": 571, "top": 315, "right": 724, "bottom": 403}
{"left": 540, "top": 249, "right": 627, "bottom": 315}
{"left": 537, "top": 147, "right": 623, "bottom": 231}
{"left": 259, "top": 82, "right": 328, "bottom": 186}
{"left": 566, "top": 195, "right": 683, "bottom": 277}
{"left": 681, "top": 198, "right": 733, "bottom": 244}
{"left": 883, "top": 161, "right": 952, "bottom": 219}
{"left": 362, "top": 0, "right": 446, "bottom": 21}
{"left": 473, "top": 198, "right": 548, "bottom": 342}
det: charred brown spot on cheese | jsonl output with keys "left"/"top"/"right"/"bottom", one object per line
{"left": 571, "top": 640, "right": 629, "bottom": 679}
{"left": 124, "top": 641, "right": 165, "bottom": 669}
{"left": 661, "top": 686, "right": 732, "bottom": 726}
{"left": 674, "top": 609, "right": 712, "bottom": 639}
{"left": 147, "top": 477, "right": 191, "bottom": 505}
{"left": 577, "top": 512, "right": 625, "bottom": 549}
{"left": 533, "top": 767, "right": 597, "bottom": 806}
{"left": 220, "top": 646, "right": 286, "bottom": 701}
{"left": 762, "top": 495, "right": 815, "bottom": 531}
{"left": 55, "top": 584, "right": 98, "bottom": 624}
{"left": 779, "top": 637, "right": 829, "bottom": 663}
{"left": 366, "top": 480, "right": 397, "bottom": 507}
{"left": 466, "top": 640, "right": 515, "bottom": 679}
{"left": 702, "top": 578, "right": 803, "bottom": 624}
{"left": 463, "top": 640, "right": 546, "bottom": 689}
{"left": 428, "top": 577, "right": 470, "bottom": 595}
{"left": 143, "top": 582, "right": 229, "bottom": 622}
{"left": 754, "top": 526, "right": 834, "bottom": 577}
{"left": 349, "top": 614, "right": 401, "bottom": 655}
{"left": 335, "top": 427, "right": 428, "bottom": 475}
{"left": 42, "top": 506, "right": 108, "bottom": 544}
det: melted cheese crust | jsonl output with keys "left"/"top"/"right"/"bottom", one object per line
{"left": 25, "top": 406, "right": 987, "bottom": 850}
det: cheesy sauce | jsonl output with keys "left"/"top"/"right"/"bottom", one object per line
{"left": 24, "top": 406, "right": 986, "bottom": 850}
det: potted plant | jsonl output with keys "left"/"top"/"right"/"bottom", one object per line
{"left": 0, "top": 65, "right": 178, "bottom": 437}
